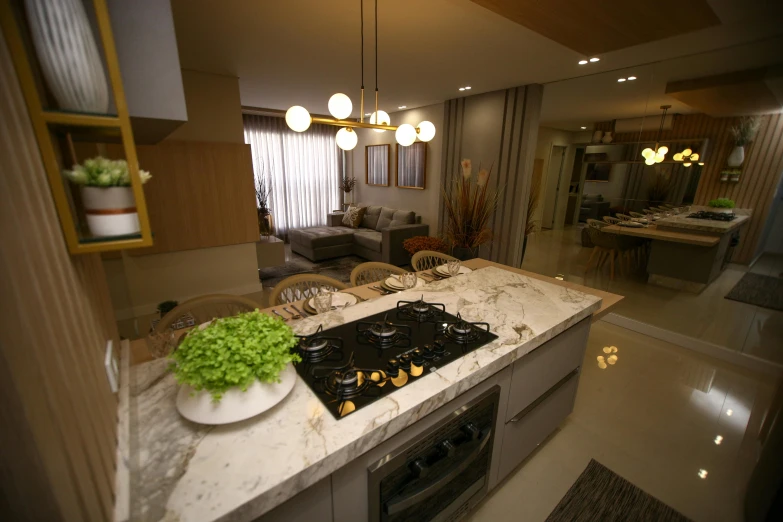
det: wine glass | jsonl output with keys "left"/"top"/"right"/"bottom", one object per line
{"left": 313, "top": 287, "right": 333, "bottom": 314}
{"left": 401, "top": 271, "right": 417, "bottom": 290}
{"left": 447, "top": 259, "right": 461, "bottom": 277}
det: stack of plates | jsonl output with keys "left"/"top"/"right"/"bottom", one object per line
{"left": 303, "top": 292, "right": 360, "bottom": 314}
{"left": 380, "top": 276, "right": 426, "bottom": 293}
{"left": 432, "top": 265, "right": 473, "bottom": 278}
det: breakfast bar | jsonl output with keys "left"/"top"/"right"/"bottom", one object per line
{"left": 118, "top": 261, "right": 621, "bottom": 522}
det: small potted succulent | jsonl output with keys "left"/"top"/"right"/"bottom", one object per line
{"left": 170, "top": 310, "right": 301, "bottom": 424}
{"left": 63, "top": 156, "right": 151, "bottom": 237}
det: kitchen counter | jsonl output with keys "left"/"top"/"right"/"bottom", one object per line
{"left": 121, "top": 266, "right": 603, "bottom": 521}
{"left": 655, "top": 205, "right": 751, "bottom": 234}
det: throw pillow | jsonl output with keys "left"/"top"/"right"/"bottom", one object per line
{"left": 342, "top": 205, "right": 366, "bottom": 228}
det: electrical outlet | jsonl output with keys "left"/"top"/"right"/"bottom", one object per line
{"left": 104, "top": 340, "right": 118, "bottom": 393}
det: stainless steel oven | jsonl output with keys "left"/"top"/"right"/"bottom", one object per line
{"left": 367, "top": 386, "right": 500, "bottom": 522}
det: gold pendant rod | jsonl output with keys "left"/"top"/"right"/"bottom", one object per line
{"left": 311, "top": 116, "right": 397, "bottom": 131}
{"left": 360, "top": 88, "right": 364, "bottom": 123}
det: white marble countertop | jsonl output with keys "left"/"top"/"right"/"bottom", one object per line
{"left": 122, "top": 266, "right": 601, "bottom": 522}
{"left": 655, "top": 205, "right": 751, "bottom": 234}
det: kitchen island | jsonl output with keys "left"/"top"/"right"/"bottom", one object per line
{"left": 119, "top": 264, "right": 613, "bottom": 522}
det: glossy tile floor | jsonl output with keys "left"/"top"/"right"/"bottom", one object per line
{"left": 520, "top": 226, "right": 783, "bottom": 364}
{"left": 467, "top": 321, "right": 778, "bottom": 522}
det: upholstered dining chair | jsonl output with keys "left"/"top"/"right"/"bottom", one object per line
{"left": 603, "top": 215, "right": 620, "bottom": 225}
{"left": 411, "top": 250, "right": 458, "bottom": 271}
{"left": 268, "top": 274, "right": 348, "bottom": 307}
{"left": 586, "top": 218, "right": 608, "bottom": 229}
{"left": 147, "top": 294, "right": 261, "bottom": 357}
{"left": 350, "top": 262, "right": 406, "bottom": 287}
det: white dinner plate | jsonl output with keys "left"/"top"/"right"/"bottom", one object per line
{"left": 618, "top": 221, "right": 644, "bottom": 228}
{"left": 385, "top": 276, "right": 425, "bottom": 290}
{"left": 307, "top": 291, "right": 358, "bottom": 309}
{"left": 434, "top": 265, "right": 473, "bottom": 277}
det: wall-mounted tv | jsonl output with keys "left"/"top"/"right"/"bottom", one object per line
{"left": 585, "top": 163, "right": 611, "bottom": 182}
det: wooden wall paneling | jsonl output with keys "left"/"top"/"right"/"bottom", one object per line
{"left": 1, "top": 28, "right": 116, "bottom": 521}
{"left": 600, "top": 112, "right": 783, "bottom": 263}
{"left": 122, "top": 141, "right": 258, "bottom": 255}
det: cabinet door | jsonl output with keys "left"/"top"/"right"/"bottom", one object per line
{"left": 255, "top": 476, "right": 332, "bottom": 522}
{"left": 505, "top": 318, "right": 589, "bottom": 422}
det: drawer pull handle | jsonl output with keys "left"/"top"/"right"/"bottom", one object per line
{"left": 509, "top": 368, "right": 579, "bottom": 423}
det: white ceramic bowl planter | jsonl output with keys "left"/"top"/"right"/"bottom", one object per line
{"left": 81, "top": 186, "right": 140, "bottom": 237}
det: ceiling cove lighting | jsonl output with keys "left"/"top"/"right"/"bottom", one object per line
{"left": 641, "top": 105, "right": 671, "bottom": 165}
{"left": 284, "top": 0, "right": 434, "bottom": 150}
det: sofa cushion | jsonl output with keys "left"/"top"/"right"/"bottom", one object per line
{"left": 361, "top": 205, "right": 382, "bottom": 229}
{"left": 341, "top": 205, "right": 366, "bottom": 228}
{"left": 376, "top": 208, "right": 416, "bottom": 230}
{"left": 375, "top": 207, "right": 396, "bottom": 230}
{"left": 353, "top": 230, "right": 382, "bottom": 252}
{"left": 290, "top": 226, "right": 355, "bottom": 248}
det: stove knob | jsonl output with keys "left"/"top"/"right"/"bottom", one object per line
{"left": 387, "top": 358, "right": 400, "bottom": 376}
{"left": 432, "top": 341, "right": 446, "bottom": 355}
{"left": 461, "top": 422, "right": 480, "bottom": 441}
{"left": 409, "top": 458, "right": 429, "bottom": 478}
{"left": 412, "top": 349, "right": 425, "bottom": 364}
{"left": 438, "top": 440, "right": 456, "bottom": 458}
{"left": 421, "top": 345, "right": 436, "bottom": 359}
{"left": 399, "top": 353, "right": 412, "bottom": 369}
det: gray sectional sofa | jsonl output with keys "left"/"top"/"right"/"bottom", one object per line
{"left": 289, "top": 205, "right": 429, "bottom": 266}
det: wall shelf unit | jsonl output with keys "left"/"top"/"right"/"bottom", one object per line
{"left": 0, "top": 0, "right": 153, "bottom": 254}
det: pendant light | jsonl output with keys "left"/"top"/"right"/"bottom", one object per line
{"left": 284, "top": 0, "right": 435, "bottom": 148}
{"left": 641, "top": 105, "right": 670, "bottom": 165}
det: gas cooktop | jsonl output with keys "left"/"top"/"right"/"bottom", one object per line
{"left": 687, "top": 210, "right": 736, "bottom": 222}
{"left": 292, "top": 297, "right": 498, "bottom": 419}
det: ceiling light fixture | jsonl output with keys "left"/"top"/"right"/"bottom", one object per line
{"left": 641, "top": 105, "right": 671, "bottom": 165}
{"left": 589, "top": 57, "right": 600, "bottom": 63}
{"left": 465, "top": 86, "right": 471, "bottom": 90}
{"left": 673, "top": 147, "right": 700, "bottom": 167}
{"left": 698, "top": 469, "right": 708, "bottom": 479}
{"left": 714, "top": 435, "right": 723, "bottom": 445}
{"left": 617, "top": 78, "right": 626, "bottom": 82}
{"left": 726, "top": 409, "right": 733, "bottom": 416}
{"left": 459, "top": 87, "right": 465, "bottom": 91}
{"left": 284, "top": 0, "right": 434, "bottom": 149}
{"left": 578, "top": 59, "right": 588, "bottom": 65}
{"left": 398, "top": 105, "right": 406, "bottom": 109}
{"left": 627, "top": 76, "right": 637, "bottom": 81}
{"left": 581, "top": 126, "right": 587, "bottom": 130}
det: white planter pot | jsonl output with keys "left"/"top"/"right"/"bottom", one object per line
{"left": 176, "top": 363, "right": 297, "bottom": 425}
{"left": 601, "top": 132, "right": 613, "bottom": 144}
{"left": 592, "top": 130, "right": 604, "bottom": 143}
{"left": 24, "top": 0, "right": 109, "bottom": 113}
{"left": 727, "top": 145, "right": 745, "bottom": 167}
{"left": 81, "top": 186, "right": 140, "bottom": 237}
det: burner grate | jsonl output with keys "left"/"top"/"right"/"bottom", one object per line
{"left": 397, "top": 296, "right": 446, "bottom": 322}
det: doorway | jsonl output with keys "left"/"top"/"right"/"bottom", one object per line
{"left": 542, "top": 145, "right": 567, "bottom": 229}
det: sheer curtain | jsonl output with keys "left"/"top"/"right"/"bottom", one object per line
{"left": 244, "top": 114, "right": 342, "bottom": 237}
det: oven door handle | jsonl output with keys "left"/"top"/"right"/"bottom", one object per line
{"left": 384, "top": 428, "right": 491, "bottom": 515}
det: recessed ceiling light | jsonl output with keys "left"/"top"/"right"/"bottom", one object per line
{"left": 714, "top": 435, "right": 723, "bottom": 445}
{"left": 398, "top": 105, "right": 407, "bottom": 109}
{"left": 581, "top": 126, "right": 587, "bottom": 129}
{"left": 698, "top": 469, "right": 708, "bottom": 479}
{"left": 459, "top": 87, "right": 465, "bottom": 91}
{"left": 464, "top": 86, "right": 471, "bottom": 90}
{"left": 589, "top": 57, "right": 600, "bottom": 63}
{"left": 578, "top": 60, "right": 588, "bottom": 65}
{"left": 364, "top": 113, "right": 371, "bottom": 116}
{"left": 627, "top": 76, "right": 637, "bottom": 81}
{"left": 618, "top": 78, "right": 626, "bottom": 82}
{"left": 726, "top": 409, "right": 733, "bottom": 416}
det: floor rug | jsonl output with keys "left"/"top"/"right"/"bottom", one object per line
{"left": 725, "top": 272, "right": 783, "bottom": 312}
{"left": 258, "top": 247, "right": 366, "bottom": 289}
{"left": 545, "top": 460, "right": 691, "bottom": 522}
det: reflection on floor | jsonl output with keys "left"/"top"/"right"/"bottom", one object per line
{"left": 467, "top": 321, "right": 777, "bottom": 522}
{"left": 521, "top": 226, "right": 783, "bottom": 365}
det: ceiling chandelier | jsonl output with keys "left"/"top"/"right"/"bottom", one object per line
{"left": 672, "top": 147, "right": 702, "bottom": 167}
{"left": 284, "top": 0, "right": 435, "bottom": 150}
{"left": 641, "top": 105, "right": 671, "bottom": 165}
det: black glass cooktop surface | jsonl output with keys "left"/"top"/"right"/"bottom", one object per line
{"left": 292, "top": 297, "right": 498, "bottom": 419}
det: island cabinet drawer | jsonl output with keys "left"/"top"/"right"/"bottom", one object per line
{"left": 497, "top": 369, "right": 580, "bottom": 483}
{"left": 504, "top": 318, "right": 589, "bottom": 423}
{"left": 255, "top": 476, "right": 332, "bottom": 522}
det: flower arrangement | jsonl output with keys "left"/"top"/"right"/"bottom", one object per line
{"left": 730, "top": 116, "right": 761, "bottom": 146}
{"left": 170, "top": 310, "right": 300, "bottom": 402}
{"left": 340, "top": 175, "right": 358, "bottom": 193}
{"left": 708, "top": 198, "right": 735, "bottom": 209}
{"left": 442, "top": 159, "right": 500, "bottom": 250}
{"left": 403, "top": 236, "right": 448, "bottom": 256}
{"left": 63, "top": 156, "right": 151, "bottom": 186}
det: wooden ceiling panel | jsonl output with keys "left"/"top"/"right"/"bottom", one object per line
{"left": 469, "top": 0, "right": 721, "bottom": 55}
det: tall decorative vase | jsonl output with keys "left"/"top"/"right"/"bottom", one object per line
{"left": 24, "top": 0, "right": 110, "bottom": 113}
{"left": 727, "top": 145, "right": 745, "bottom": 167}
{"left": 452, "top": 246, "right": 478, "bottom": 261}
{"left": 81, "top": 187, "right": 139, "bottom": 237}
{"left": 601, "top": 132, "right": 613, "bottom": 144}
{"left": 592, "top": 130, "right": 604, "bottom": 143}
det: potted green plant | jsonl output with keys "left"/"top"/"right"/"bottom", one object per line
{"left": 708, "top": 198, "right": 735, "bottom": 214}
{"left": 171, "top": 310, "right": 301, "bottom": 424}
{"left": 442, "top": 159, "right": 500, "bottom": 260}
{"left": 728, "top": 116, "right": 760, "bottom": 168}
{"left": 63, "top": 156, "right": 151, "bottom": 237}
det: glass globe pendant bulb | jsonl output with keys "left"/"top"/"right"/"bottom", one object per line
{"left": 645, "top": 157, "right": 656, "bottom": 166}
{"left": 641, "top": 148, "right": 654, "bottom": 159}
{"left": 395, "top": 124, "right": 417, "bottom": 146}
{"left": 335, "top": 127, "right": 358, "bottom": 150}
{"left": 285, "top": 106, "right": 311, "bottom": 132}
{"left": 654, "top": 152, "right": 665, "bottom": 163}
{"left": 690, "top": 153, "right": 700, "bottom": 161}
{"left": 416, "top": 121, "right": 436, "bottom": 142}
{"left": 328, "top": 93, "right": 353, "bottom": 120}
{"left": 370, "top": 110, "right": 390, "bottom": 133}
{"left": 682, "top": 148, "right": 693, "bottom": 156}
{"left": 673, "top": 152, "right": 683, "bottom": 161}
{"left": 658, "top": 145, "right": 669, "bottom": 155}
{"left": 683, "top": 162, "right": 692, "bottom": 167}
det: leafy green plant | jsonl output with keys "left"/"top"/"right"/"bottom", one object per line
{"left": 170, "top": 311, "right": 300, "bottom": 401}
{"left": 157, "top": 300, "right": 179, "bottom": 317}
{"left": 63, "top": 156, "right": 151, "bottom": 187}
{"left": 708, "top": 198, "right": 735, "bottom": 208}
{"left": 730, "top": 117, "right": 760, "bottom": 146}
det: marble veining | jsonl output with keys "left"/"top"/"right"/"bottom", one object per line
{"left": 656, "top": 206, "right": 751, "bottom": 233}
{"left": 122, "top": 266, "right": 601, "bottom": 522}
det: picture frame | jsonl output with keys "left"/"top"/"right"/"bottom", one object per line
{"left": 396, "top": 142, "right": 427, "bottom": 189}
{"left": 366, "top": 144, "right": 390, "bottom": 186}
